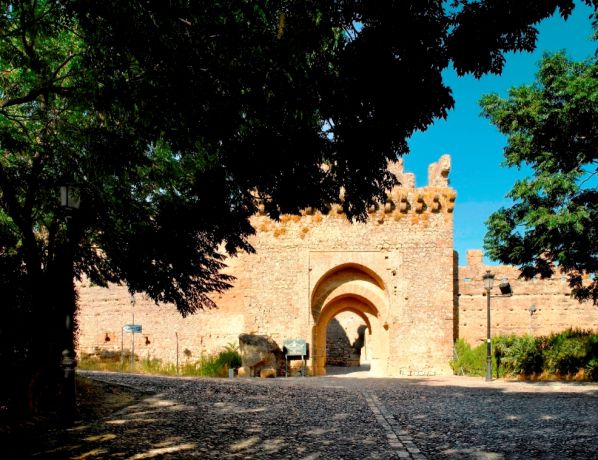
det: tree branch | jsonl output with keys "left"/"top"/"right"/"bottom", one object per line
{"left": 0, "top": 164, "right": 42, "bottom": 280}
{"left": 1, "top": 86, "right": 74, "bottom": 109}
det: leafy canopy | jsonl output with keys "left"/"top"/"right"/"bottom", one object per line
{"left": 3, "top": 0, "right": 597, "bottom": 418}
{"left": 1, "top": 0, "right": 595, "bottom": 318}
{"left": 482, "top": 52, "right": 598, "bottom": 303}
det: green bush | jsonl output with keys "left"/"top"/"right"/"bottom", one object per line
{"left": 586, "top": 358, "right": 598, "bottom": 380}
{"left": 451, "top": 329, "right": 597, "bottom": 380}
{"left": 451, "top": 339, "right": 488, "bottom": 376}
{"left": 188, "top": 355, "right": 225, "bottom": 377}
{"left": 495, "top": 335, "right": 542, "bottom": 376}
{"left": 216, "top": 343, "right": 242, "bottom": 370}
{"left": 542, "top": 329, "right": 595, "bottom": 375}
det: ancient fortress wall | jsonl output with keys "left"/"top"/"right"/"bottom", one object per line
{"left": 457, "top": 250, "right": 598, "bottom": 344}
{"left": 78, "top": 156, "right": 456, "bottom": 376}
{"left": 76, "top": 155, "right": 597, "bottom": 377}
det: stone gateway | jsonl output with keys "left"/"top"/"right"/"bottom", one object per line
{"left": 77, "top": 156, "right": 597, "bottom": 376}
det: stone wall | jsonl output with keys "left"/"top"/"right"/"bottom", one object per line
{"left": 77, "top": 155, "right": 597, "bottom": 377}
{"left": 77, "top": 283, "right": 245, "bottom": 365}
{"left": 326, "top": 311, "right": 367, "bottom": 367}
{"left": 77, "top": 156, "right": 456, "bottom": 376}
{"left": 457, "top": 250, "right": 598, "bottom": 344}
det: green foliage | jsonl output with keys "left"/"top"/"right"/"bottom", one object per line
{"left": 482, "top": 51, "right": 598, "bottom": 303}
{"left": 452, "top": 329, "right": 598, "bottom": 380}
{"left": 494, "top": 335, "right": 543, "bottom": 376}
{"left": 586, "top": 358, "right": 598, "bottom": 380}
{"left": 140, "top": 358, "right": 178, "bottom": 376}
{"left": 3, "top": 0, "right": 595, "bottom": 415}
{"left": 451, "top": 339, "right": 490, "bottom": 376}
{"left": 542, "top": 329, "right": 598, "bottom": 375}
{"left": 193, "top": 354, "right": 227, "bottom": 377}
{"left": 191, "top": 346, "right": 242, "bottom": 377}
{"left": 543, "top": 337, "right": 587, "bottom": 375}
{"left": 217, "top": 343, "right": 242, "bottom": 370}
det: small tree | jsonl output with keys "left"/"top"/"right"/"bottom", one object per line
{"left": 482, "top": 52, "right": 597, "bottom": 303}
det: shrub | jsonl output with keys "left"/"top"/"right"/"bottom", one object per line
{"left": 140, "top": 358, "right": 177, "bottom": 376}
{"left": 494, "top": 335, "right": 542, "bottom": 376}
{"left": 542, "top": 330, "right": 592, "bottom": 376}
{"left": 216, "top": 343, "right": 242, "bottom": 370}
{"left": 586, "top": 358, "right": 598, "bottom": 380}
{"left": 180, "top": 344, "right": 242, "bottom": 377}
{"left": 188, "top": 354, "right": 221, "bottom": 377}
{"left": 451, "top": 329, "right": 597, "bottom": 380}
{"left": 451, "top": 339, "right": 487, "bottom": 376}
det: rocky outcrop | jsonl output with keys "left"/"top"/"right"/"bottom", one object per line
{"left": 238, "top": 334, "right": 285, "bottom": 377}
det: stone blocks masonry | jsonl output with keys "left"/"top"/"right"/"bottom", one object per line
{"left": 76, "top": 155, "right": 597, "bottom": 376}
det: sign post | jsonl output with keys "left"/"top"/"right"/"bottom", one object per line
{"left": 283, "top": 339, "right": 308, "bottom": 377}
{"left": 122, "top": 324, "right": 142, "bottom": 370}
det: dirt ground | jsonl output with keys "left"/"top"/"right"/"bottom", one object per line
{"left": 75, "top": 374, "right": 151, "bottom": 420}
{"left": 0, "top": 374, "right": 151, "bottom": 459}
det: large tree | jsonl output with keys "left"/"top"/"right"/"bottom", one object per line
{"left": 1, "top": 0, "right": 595, "bottom": 414}
{"left": 482, "top": 52, "right": 597, "bottom": 303}
{"left": 0, "top": 0, "right": 241, "bottom": 414}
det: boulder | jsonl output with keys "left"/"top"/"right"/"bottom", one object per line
{"left": 239, "top": 334, "right": 285, "bottom": 377}
{"left": 259, "top": 368, "right": 276, "bottom": 378}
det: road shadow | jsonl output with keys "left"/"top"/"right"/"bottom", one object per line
{"left": 21, "top": 372, "right": 598, "bottom": 459}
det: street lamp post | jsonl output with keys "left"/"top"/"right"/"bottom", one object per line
{"left": 59, "top": 185, "right": 80, "bottom": 423}
{"left": 482, "top": 271, "right": 495, "bottom": 382}
{"left": 482, "top": 270, "right": 513, "bottom": 382}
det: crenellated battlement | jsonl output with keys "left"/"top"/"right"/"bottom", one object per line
{"left": 255, "top": 154, "right": 456, "bottom": 218}
{"left": 76, "top": 151, "right": 596, "bottom": 379}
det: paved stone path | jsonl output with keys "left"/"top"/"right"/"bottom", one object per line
{"left": 362, "top": 391, "right": 425, "bottom": 459}
{"left": 31, "top": 371, "right": 597, "bottom": 459}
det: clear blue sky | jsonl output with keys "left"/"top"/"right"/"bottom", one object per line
{"left": 405, "top": 2, "right": 597, "bottom": 266}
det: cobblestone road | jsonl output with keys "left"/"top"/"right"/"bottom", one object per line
{"left": 33, "top": 371, "right": 597, "bottom": 459}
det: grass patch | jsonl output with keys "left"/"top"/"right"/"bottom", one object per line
{"left": 79, "top": 343, "right": 242, "bottom": 378}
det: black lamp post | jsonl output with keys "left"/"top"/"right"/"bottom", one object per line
{"left": 483, "top": 270, "right": 513, "bottom": 382}
{"left": 59, "top": 185, "right": 80, "bottom": 423}
{"left": 482, "top": 271, "right": 495, "bottom": 382}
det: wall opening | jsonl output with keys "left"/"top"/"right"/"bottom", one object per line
{"left": 311, "top": 264, "right": 388, "bottom": 376}
{"left": 326, "top": 311, "right": 369, "bottom": 367}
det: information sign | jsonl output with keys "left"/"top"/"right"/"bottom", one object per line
{"left": 123, "top": 324, "right": 142, "bottom": 333}
{"left": 284, "top": 339, "right": 307, "bottom": 356}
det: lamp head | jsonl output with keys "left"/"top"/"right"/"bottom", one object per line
{"left": 60, "top": 185, "right": 81, "bottom": 210}
{"left": 499, "top": 277, "right": 512, "bottom": 296}
{"left": 482, "top": 270, "right": 495, "bottom": 291}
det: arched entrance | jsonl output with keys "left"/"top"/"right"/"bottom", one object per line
{"left": 326, "top": 310, "right": 369, "bottom": 367}
{"left": 311, "top": 264, "right": 389, "bottom": 375}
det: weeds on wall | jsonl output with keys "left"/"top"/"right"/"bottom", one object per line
{"left": 451, "top": 329, "right": 598, "bottom": 380}
{"left": 79, "top": 343, "right": 242, "bottom": 378}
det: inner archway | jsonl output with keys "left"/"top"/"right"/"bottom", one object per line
{"left": 311, "top": 264, "right": 389, "bottom": 376}
{"left": 326, "top": 311, "right": 369, "bottom": 368}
